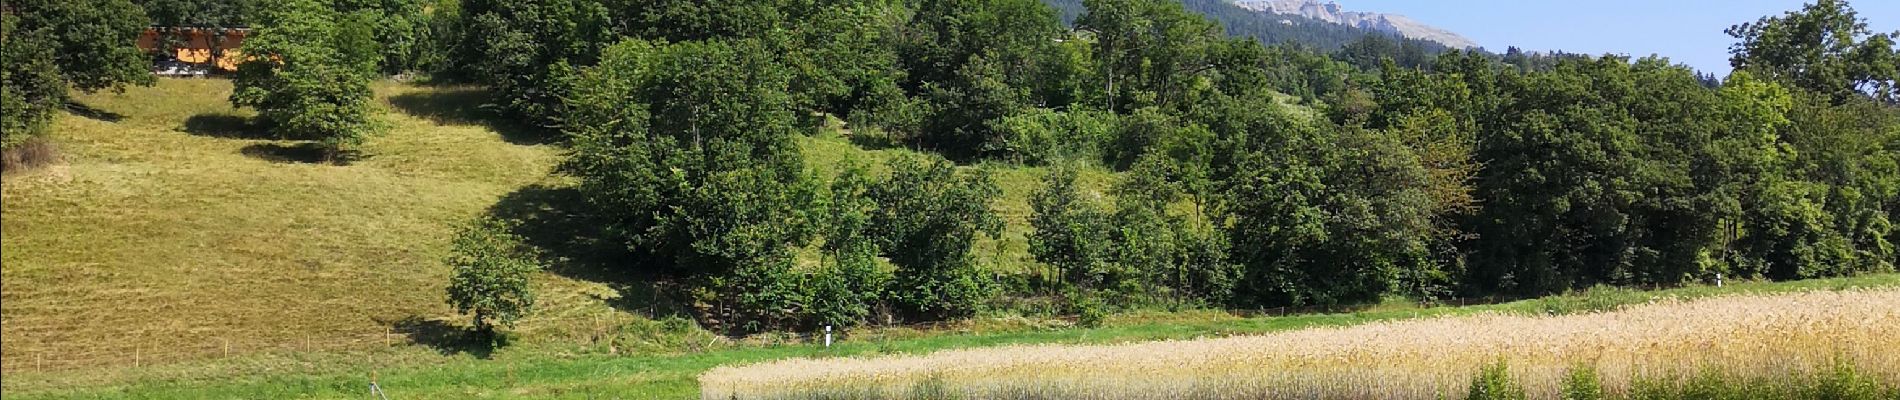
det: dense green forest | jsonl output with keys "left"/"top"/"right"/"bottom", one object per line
{"left": 3, "top": 0, "right": 1896, "bottom": 335}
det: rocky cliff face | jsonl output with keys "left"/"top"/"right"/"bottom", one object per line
{"left": 1232, "top": 0, "right": 1479, "bottom": 49}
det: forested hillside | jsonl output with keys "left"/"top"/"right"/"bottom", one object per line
{"left": 3, "top": 0, "right": 1897, "bottom": 362}
{"left": 437, "top": 0, "right": 1899, "bottom": 332}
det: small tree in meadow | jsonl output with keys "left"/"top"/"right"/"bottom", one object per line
{"left": 444, "top": 217, "right": 539, "bottom": 335}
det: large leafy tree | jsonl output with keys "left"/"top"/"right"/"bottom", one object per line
{"left": 230, "top": 0, "right": 380, "bottom": 160}
{"left": 1077, "top": 0, "right": 1224, "bottom": 113}
{"left": 897, "top": 0, "right": 1069, "bottom": 160}
{"left": 334, "top": 0, "right": 433, "bottom": 74}
{"left": 1758, "top": 89, "right": 1897, "bottom": 277}
{"left": 1462, "top": 57, "right": 1649, "bottom": 295}
{"left": 869, "top": 155, "right": 1004, "bottom": 319}
{"left": 1724, "top": 0, "right": 1899, "bottom": 277}
{"left": 1727, "top": 0, "right": 1899, "bottom": 104}
{"left": 778, "top": 1, "right": 906, "bottom": 124}
{"left": 2, "top": 0, "right": 153, "bottom": 150}
{"left": 1, "top": 15, "right": 65, "bottom": 151}
{"left": 449, "top": 0, "right": 612, "bottom": 126}
{"left": 8, "top": 0, "right": 152, "bottom": 91}
{"left": 1222, "top": 120, "right": 1437, "bottom": 307}
{"left": 563, "top": 38, "right": 822, "bottom": 331}
{"left": 900, "top": 0, "right": 1061, "bottom": 95}
{"left": 447, "top": 0, "right": 905, "bottom": 131}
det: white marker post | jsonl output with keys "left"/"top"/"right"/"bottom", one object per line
{"left": 824, "top": 325, "right": 833, "bottom": 348}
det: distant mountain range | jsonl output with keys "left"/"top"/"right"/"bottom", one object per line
{"left": 1044, "top": 0, "right": 1477, "bottom": 52}
{"left": 1231, "top": 0, "right": 1478, "bottom": 49}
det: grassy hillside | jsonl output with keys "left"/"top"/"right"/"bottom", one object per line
{"left": 797, "top": 128, "right": 1119, "bottom": 277}
{"left": 0, "top": 78, "right": 1113, "bottom": 379}
{"left": 0, "top": 79, "right": 567, "bottom": 371}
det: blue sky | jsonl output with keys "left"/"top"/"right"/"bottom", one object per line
{"left": 1342, "top": 0, "right": 1900, "bottom": 74}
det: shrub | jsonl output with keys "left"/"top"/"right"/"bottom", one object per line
{"left": 808, "top": 250, "right": 889, "bottom": 329}
{"left": 723, "top": 252, "right": 812, "bottom": 333}
{"left": 1807, "top": 357, "right": 1883, "bottom": 400}
{"left": 1106, "top": 107, "right": 1177, "bottom": 169}
{"left": 1465, "top": 361, "right": 1526, "bottom": 400}
{"left": 0, "top": 137, "right": 61, "bottom": 172}
{"left": 1561, "top": 365, "right": 1603, "bottom": 400}
{"left": 987, "top": 108, "right": 1116, "bottom": 165}
{"left": 1065, "top": 289, "right": 1108, "bottom": 328}
{"left": 845, "top": 81, "right": 928, "bottom": 139}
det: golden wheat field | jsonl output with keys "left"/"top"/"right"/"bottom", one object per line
{"left": 700, "top": 289, "right": 1900, "bottom": 399}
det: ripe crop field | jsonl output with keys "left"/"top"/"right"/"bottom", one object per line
{"left": 4, "top": 276, "right": 1894, "bottom": 399}
{"left": 702, "top": 289, "right": 1900, "bottom": 399}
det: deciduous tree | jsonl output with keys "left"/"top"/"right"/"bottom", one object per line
{"left": 1727, "top": 0, "right": 1899, "bottom": 104}
{"left": 230, "top": 0, "right": 381, "bottom": 160}
{"left": 445, "top": 217, "right": 540, "bottom": 334}
{"left": 3, "top": 0, "right": 152, "bottom": 151}
{"left": 870, "top": 155, "right": 1004, "bottom": 319}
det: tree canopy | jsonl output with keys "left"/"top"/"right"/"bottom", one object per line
{"left": 2, "top": 0, "right": 153, "bottom": 152}
{"left": 1728, "top": 0, "right": 1900, "bottom": 104}
{"left": 229, "top": 0, "right": 382, "bottom": 160}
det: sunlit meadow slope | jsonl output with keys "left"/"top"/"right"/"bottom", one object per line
{"left": 0, "top": 79, "right": 562, "bottom": 371}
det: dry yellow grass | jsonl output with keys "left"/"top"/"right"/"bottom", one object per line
{"left": 701, "top": 289, "right": 1900, "bottom": 399}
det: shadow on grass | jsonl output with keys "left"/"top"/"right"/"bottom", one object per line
{"left": 240, "top": 142, "right": 331, "bottom": 164}
{"left": 182, "top": 113, "right": 275, "bottom": 139}
{"left": 389, "top": 316, "right": 501, "bottom": 359}
{"left": 65, "top": 101, "right": 125, "bottom": 122}
{"left": 386, "top": 88, "right": 561, "bottom": 145}
{"left": 486, "top": 184, "right": 693, "bottom": 320}
{"left": 845, "top": 127, "right": 907, "bottom": 151}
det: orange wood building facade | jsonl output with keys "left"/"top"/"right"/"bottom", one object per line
{"left": 136, "top": 27, "right": 249, "bottom": 71}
